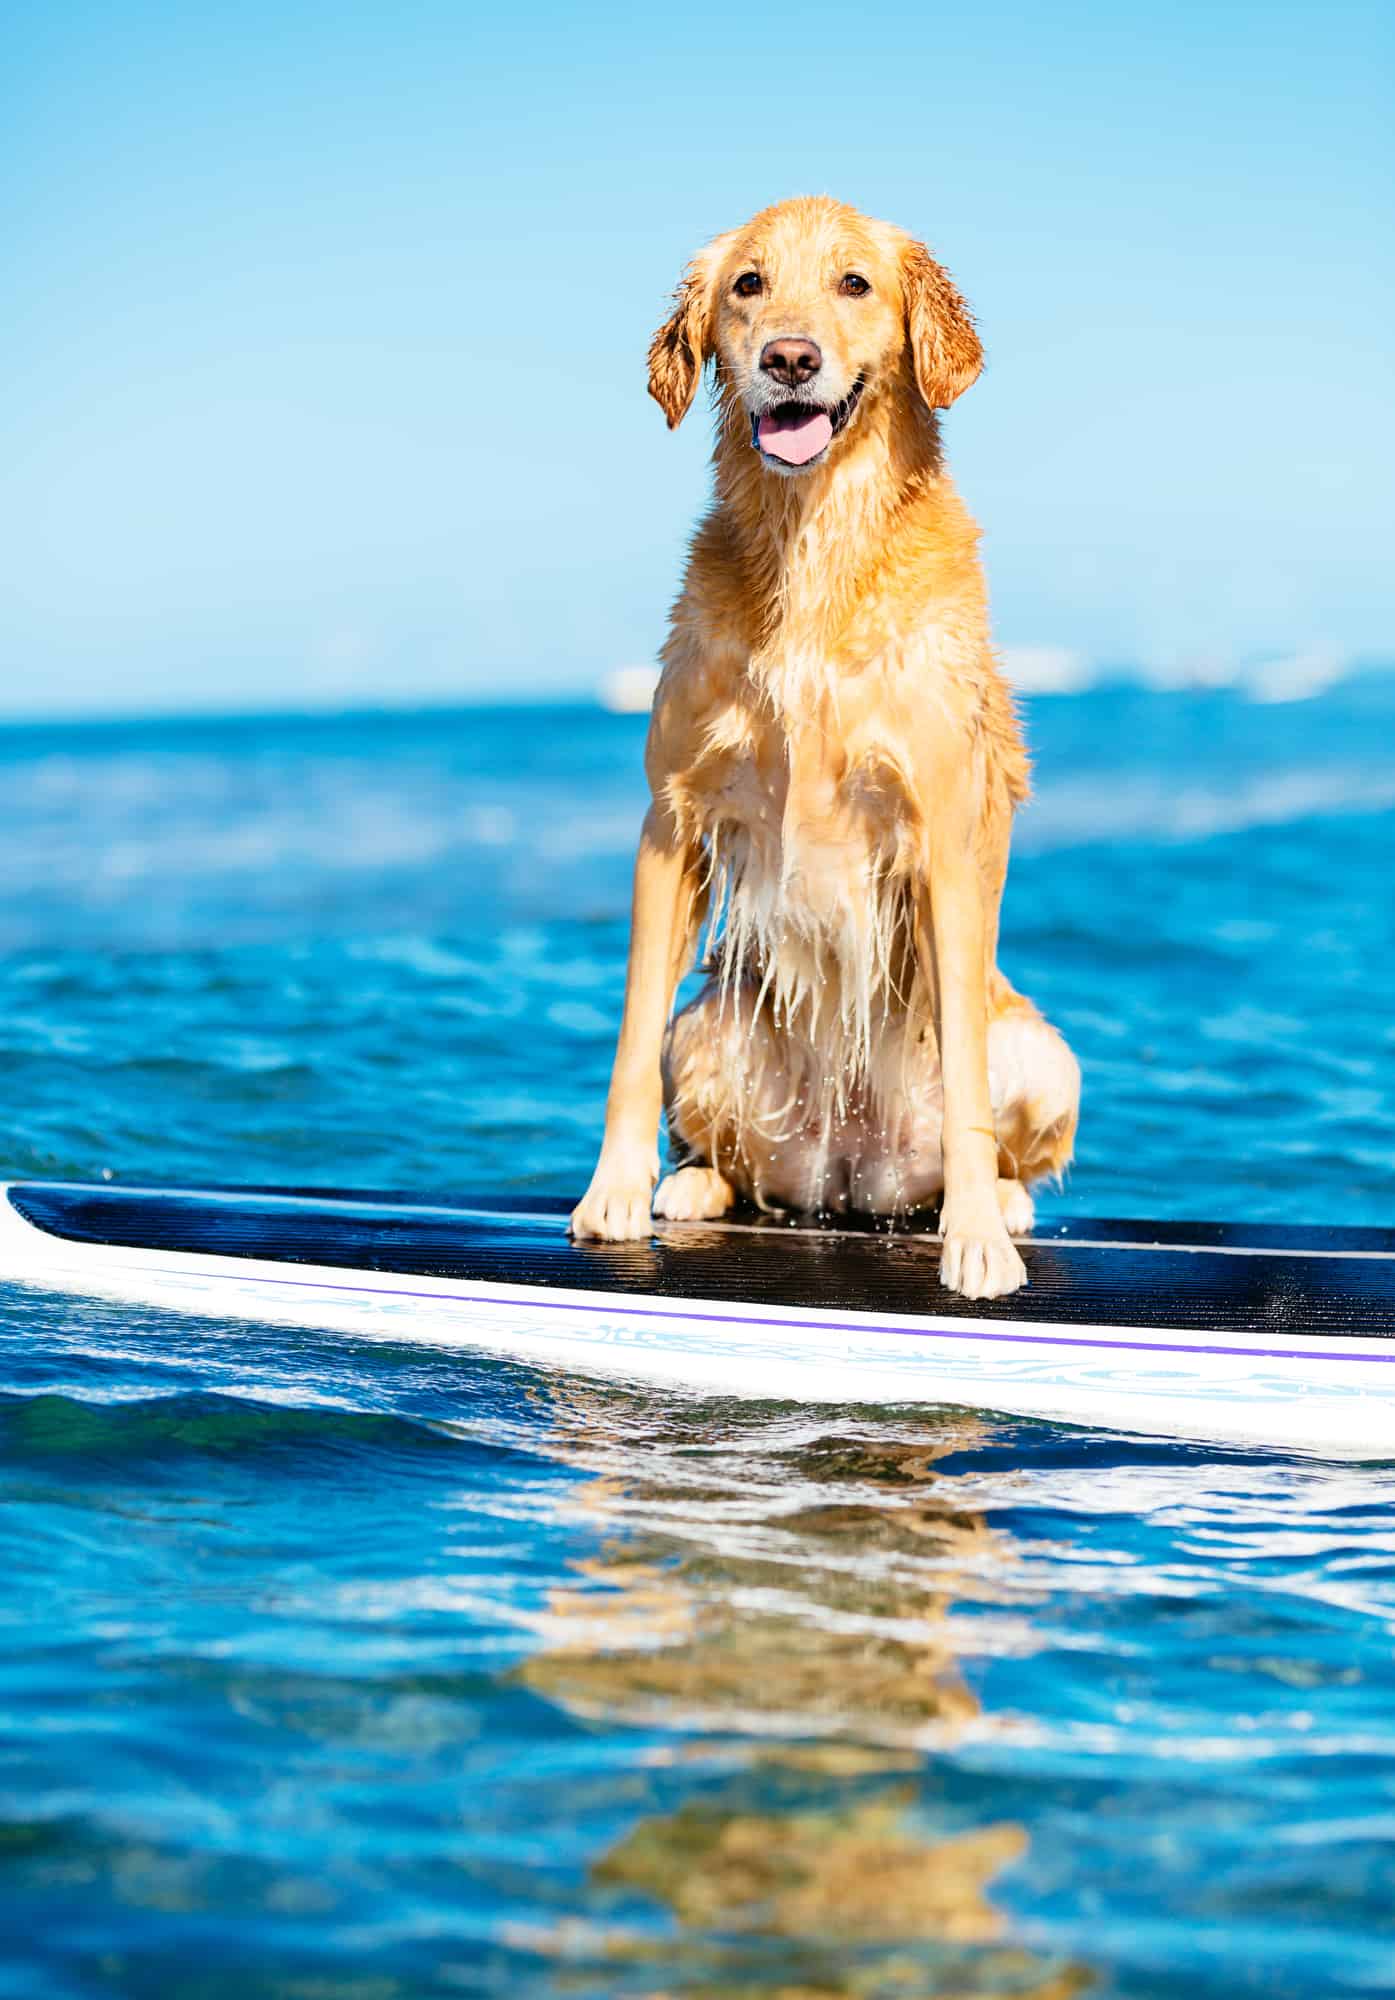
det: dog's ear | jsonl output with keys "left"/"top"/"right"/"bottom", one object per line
{"left": 902, "top": 240, "right": 983, "bottom": 410}
{"left": 647, "top": 250, "right": 718, "bottom": 429}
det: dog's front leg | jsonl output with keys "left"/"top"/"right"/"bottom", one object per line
{"left": 570, "top": 805, "right": 699, "bottom": 1242}
{"left": 918, "top": 812, "right": 1027, "bottom": 1302}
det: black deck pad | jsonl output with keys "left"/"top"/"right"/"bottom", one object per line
{"left": 8, "top": 1181, "right": 1395, "bottom": 1341}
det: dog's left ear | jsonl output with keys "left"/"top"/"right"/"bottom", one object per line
{"left": 902, "top": 240, "right": 983, "bottom": 410}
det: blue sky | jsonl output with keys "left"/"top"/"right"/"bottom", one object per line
{"left": 4, "top": 0, "right": 1392, "bottom": 716}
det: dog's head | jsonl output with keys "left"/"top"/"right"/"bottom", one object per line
{"left": 648, "top": 196, "right": 982, "bottom": 474}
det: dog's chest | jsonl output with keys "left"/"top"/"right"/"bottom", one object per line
{"left": 683, "top": 699, "right": 916, "bottom": 924}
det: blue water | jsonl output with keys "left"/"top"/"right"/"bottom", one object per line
{"left": 2, "top": 682, "right": 1394, "bottom": 1996}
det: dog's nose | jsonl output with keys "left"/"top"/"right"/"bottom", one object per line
{"left": 759, "top": 337, "right": 822, "bottom": 387}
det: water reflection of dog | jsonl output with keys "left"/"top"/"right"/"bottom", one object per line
{"left": 514, "top": 1380, "right": 1091, "bottom": 1997}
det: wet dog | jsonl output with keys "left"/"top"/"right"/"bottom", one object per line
{"left": 570, "top": 197, "right": 1079, "bottom": 1299}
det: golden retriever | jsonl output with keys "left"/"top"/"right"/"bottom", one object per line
{"left": 569, "top": 196, "right": 1079, "bottom": 1299}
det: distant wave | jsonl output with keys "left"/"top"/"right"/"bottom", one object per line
{"left": 999, "top": 645, "right": 1387, "bottom": 701}
{"left": 1017, "top": 767, "right": 1395, "bottom": 851}
{"left": 591, "top": 651, "right": 1393, "bottom": 706}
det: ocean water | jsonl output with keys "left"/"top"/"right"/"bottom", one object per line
{"left": 1, "top": 680, "right": 1393, "bottom": 1997}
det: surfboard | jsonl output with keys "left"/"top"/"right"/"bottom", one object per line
{"left": 2, "top": 1179, "right": 1392, "bottom": 1458}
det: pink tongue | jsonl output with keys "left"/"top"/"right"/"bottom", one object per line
{"left": 757, "top": 407, "right": 833, "bottom": 465}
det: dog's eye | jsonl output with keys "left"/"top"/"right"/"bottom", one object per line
{"left": 838, "top": 272, "right": 871, "bottom": 297}
{"left": 733, "top": 271, "right": 763, "bottom": 298}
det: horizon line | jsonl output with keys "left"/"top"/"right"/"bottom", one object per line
{"left": 0, "top": 651, "right": 1392, "bottom": 734}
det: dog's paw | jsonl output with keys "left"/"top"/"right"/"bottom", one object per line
{"left": 653, "top": 1166, "right": 736, "bottom": 1222}
{"left": 569, "top": 1147, "right": 659, "bottom": 1242}
{"left": 569, "top": 1181, "right": 654, "bottom": 1241}
{"left": 996, "top": 1178, "right": 1035, "bottom": 1236}
{"left": 939, "top": 1209, "right": 1028, "bottom": 1300}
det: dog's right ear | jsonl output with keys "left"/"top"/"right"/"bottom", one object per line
{"left": 647, "top": 244, "right": 723, "bottom": 429}
{"left": 647, "top": 263, "right": 710, "bottom": 429}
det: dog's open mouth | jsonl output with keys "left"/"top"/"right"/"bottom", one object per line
{"left": 750, "top": 378, "right": 864, "bottom": 468}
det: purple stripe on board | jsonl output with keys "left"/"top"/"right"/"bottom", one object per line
{"left": 122, "top": 1259, "right": 1395, "bottom": 1366}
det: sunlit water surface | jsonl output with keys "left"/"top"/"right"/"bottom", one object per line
{"left": 2, "top": 685, "right": 1393, "bottom": 1996}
